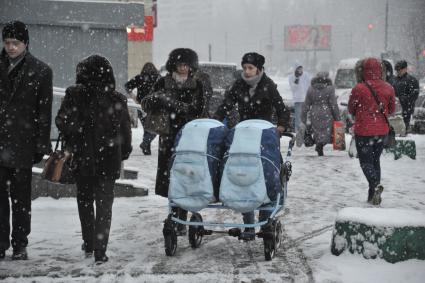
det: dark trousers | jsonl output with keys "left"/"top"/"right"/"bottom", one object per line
{"left": 143, "top": 130, "right": 157, "bottom": 145}
{"left": 0, "top": 166, "right": 32, "bottom": 251}
{"left": 76, "top": 176, "right": 115, "bottom": 252}
{"left": 355, "top": 135, "right": 384, "bottom": 199}
{"left": 401, "top": 102, "right": 415, "bottom": 131}
{"left": 138, "top": 110, "right": 157, "bottom": 145}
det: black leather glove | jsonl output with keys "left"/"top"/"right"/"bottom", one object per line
{"left": 33, "top": 153, "right": 45, "bottom": 164}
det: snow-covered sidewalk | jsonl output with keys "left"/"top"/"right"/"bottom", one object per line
{"left": 1, "top": 128, "right": 425, "bottom": 282}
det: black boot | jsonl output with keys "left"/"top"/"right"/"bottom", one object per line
{"left": 367, "top": 188, "right": 374, "bottom": 204}
{"left": 140, "top": 142, "right": 151, "bottom": 155}
{"left": 81, "top": 242, "right": 93, "bottom": 258}
{"left": 315, "top": 144, "right": 324, "bottom": 156}
{"left": 94, "top": 250, "right": 108, "bottom": 264}
{"left": 12, "top": 247, "right": 27, "bottom": 260}
{"left": 0, "top": 249, "right": 5, "bottom": 259}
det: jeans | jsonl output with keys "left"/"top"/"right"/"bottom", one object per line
{"left": 355, "top": 135, "right": 384, "bottom": 198}
{"left": 294, "top": 102, "right": 304, "bottom": 133}
{"left": 0, "top": 166, "right": 32, "bottom": 251}
{"left": 76, "top": 176, "right": 115, "bottom": 252}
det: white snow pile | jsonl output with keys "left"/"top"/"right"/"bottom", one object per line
{"left": 336, "top": 207, "right": 425, "bottom": 227}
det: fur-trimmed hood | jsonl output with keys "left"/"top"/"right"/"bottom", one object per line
{"left": 311, "top": 71, "right": 332, "bottom": 90}
{"left": 165, "top": 48, "right": 198, "bottom": 73}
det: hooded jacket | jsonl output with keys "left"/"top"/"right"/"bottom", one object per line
{"left": 301, "top": 73, "right": 340, "bottom": 145}
{"left": 348, "top": 58, "right": 396, "bottom": 136}
{"left": 288, "top": 64, "right": 311, "bottom": 103}
{"left": 56, "top": 55, "right": 132, "bottom": 179}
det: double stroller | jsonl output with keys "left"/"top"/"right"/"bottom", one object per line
{"left": 163, "top": 119, "right": 294, "bottom": 261}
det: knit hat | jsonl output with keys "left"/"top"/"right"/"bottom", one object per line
{"left": 2, "top": 21, "right": 29, "bottom": 45}
{"left": 241, "top": 52, "right": 265, "bottom": 70}
{"left": 395, "top": 60, "right": 407, "bottom": 71}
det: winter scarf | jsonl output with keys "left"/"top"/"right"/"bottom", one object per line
{"left": 242, "top": 69, "right": 264, "bottom": 97}
{"left": 172, "top": 71, "right": 189, "bottom": 88}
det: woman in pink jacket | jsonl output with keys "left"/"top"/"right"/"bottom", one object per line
{"left": 348, "top": 58, "right": 395, "bottom": 205}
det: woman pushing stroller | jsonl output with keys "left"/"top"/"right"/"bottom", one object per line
{"left": 214, "top": 52, "right": 291, "bottom": 239}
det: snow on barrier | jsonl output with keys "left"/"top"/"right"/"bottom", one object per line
{"left": 331, "top": 207, "right": 425, "bottom": 263}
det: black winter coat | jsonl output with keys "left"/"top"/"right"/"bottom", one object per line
{"left": 124, "top": 73, "right": 160, "bottom": 103}
{"left": 55, "top": 85, "right": 132, "bottom": 179}
{"left": 215, "top": 74, "right": 290, "bottom": 128}
{"left": 0, "top": 50, "right": 53, "bottom": 169}
{"left": 141, "top": 74, "right": 204, "bottom": 197}
{"left": 393, "top": 73, "right": 419, "bottom": 112}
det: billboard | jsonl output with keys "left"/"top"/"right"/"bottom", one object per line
{"left": 284, "top": 25, "right": 331, "bottom": 51}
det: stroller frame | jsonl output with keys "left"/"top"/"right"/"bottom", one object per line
{"left": 163, "top": 132, "right": 294, "bottom": 261}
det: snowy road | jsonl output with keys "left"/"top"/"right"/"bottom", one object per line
{"left": 1, "top": 128, "right": 425, "bottom": 282}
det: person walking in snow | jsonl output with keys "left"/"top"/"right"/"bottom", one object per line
{"left": 289, "top": 63, "right": 311, "bottom": 132}
{"left": 55, "top": 55, "right": 132, "bottom": 264}
{"left": 348, "top": 58, "right": 395, "bottom": 205}
{"left": 392, "top": 60, "right": 419, "bottom": 133}
{"left": 0, "top": 21, "right": 53, "bottom": 261}
{"left": 141, "top": 48, "right": 204, "bottom": 235}
{"left": 300, "top": 72, "right": 341, "bottom": 156}
{"left": 214, "top": 52, "right": 290, "bottom": 239}
{"left": 125, "top": 62, "right": 160, "bottom": 155}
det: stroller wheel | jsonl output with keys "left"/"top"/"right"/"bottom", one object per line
{"left": 275, "top": 220, "right": 283, "bottom": 249}
{"left": 163, "top": 215, "right": 178, "bottom": 256}
{"left": 188, "top": 213, "right": 204, "bottom": 249}
{"left": 263, "top": 220, "right": 281, "bottom": 261}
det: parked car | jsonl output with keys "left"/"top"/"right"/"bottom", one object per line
{"left": 420, "top": 77, "right": 425, "bottom": 95}
{"left": 333, "top": 58, "right": 359, "bottom": 109}
{"left": 197, "top": 61, "right": 238, "bottom": 117}
{"left": 51, "top": 87, "right": 140, "bottom": 140}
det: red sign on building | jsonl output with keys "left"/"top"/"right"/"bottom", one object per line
{"left": 127, "top": 16, "right": 154, "bottom": 41}
{"left": 284, "top": 25, "right": 332, "bottom": 51}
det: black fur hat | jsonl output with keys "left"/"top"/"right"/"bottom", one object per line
{"left": 76, "top": 55, "right": 115, "bottom": 90}
{"left": 165, "top": 48, "right": 199, "bottom": 73}
{"left": 241, "top": 52, "right": 265, "bottom": 70}
{"left": 2, "top": 20, "right": 29, "bottom": 45}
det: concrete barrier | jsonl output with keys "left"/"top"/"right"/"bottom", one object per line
{"left": 331, "top": 207, "right": 425, "bottom": 263}
{"left": 32, "top": 169, "right": 148, "bottom": 200}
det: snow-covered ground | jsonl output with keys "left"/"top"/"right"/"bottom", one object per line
{"left": 1, "top": 127, "right": 425, "bottom": 283}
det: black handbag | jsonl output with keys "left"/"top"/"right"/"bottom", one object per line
{"left": 365, "top": 83, "right": 396, "bottom": 149}
{"left": 143, "top": 108, "right": 171, "bottom": 136}
{"left": 304, "top": 124, "right": 315, "bottom": 147}
{"left": 41, "top": 134, "right": 75, "bottom": 184}
{"left": 142, "top": 91, "right": 172, "bottom": 136}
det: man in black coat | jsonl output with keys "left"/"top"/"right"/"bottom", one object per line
{"left": 0, "top": 21, "right": 53, "bottom": 260}
{"left": 393, "top": 60, "right": 420, "bottom": 132}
